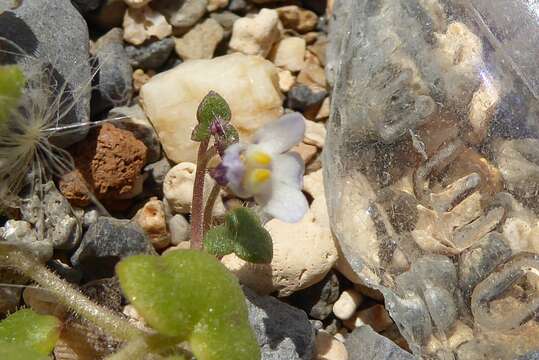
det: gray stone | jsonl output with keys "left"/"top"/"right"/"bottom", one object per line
{"left": 71, "top": 217, "right": 154, "bottom": 280}
{"left": 288, "top": 271, "right": 340, "bottom": 320}
{"left": 227, "top": 0, "right": 248, "bottom": 14}
{"left": 0, "top": 0, "right": 91, "bottom": 147}
{"left": 518, "top": 352, "right": 539, "bottom": 360}
{"left": 0, "top": 220, "right": 53, "bottom": 261}
{"left": 244, "top": 287, "right": 315, "bottom": 360}
{"left": 109, "top": 104, "right": 161, "bottom": 163}
{"left": 287, "top": 84, "right": 327, "bottom": 112}
{"left": 168, "top": 214, "right": 190, "bottom": 245}
{"left": 92, "top": 28, "right": 133, "bottom": 115}
{"left": 71, "top": 0, "right": 103, "bottom": 13}
{"left": 83, "top": 208, "right": 100, "bottom": 229}
{"left": 345, "top": 325, "right": 414, "bottom": 360}
{"left": 20, "top": 181, "right": 82, "bottom": 251}
{"left": 145, "top": 157, "right": 172, "bottom": 187}
{"left": 153, "top": 0, "right": 207, "bottom": 30}
{"left": 125, "top": 37, "right": 175, "bottom": 70}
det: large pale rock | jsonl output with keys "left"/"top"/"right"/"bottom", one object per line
{"left": 140, "top": 53, "right": 283, "bottom": 163}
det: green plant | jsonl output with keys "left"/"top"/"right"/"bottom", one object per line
{"left": 0, "top": 84, "right": 307, "bottom": 358}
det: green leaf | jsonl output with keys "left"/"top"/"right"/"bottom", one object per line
{"left": 203, "top": 225, "right": 234, "bottom": 257}
{"left": 226, "top": 208, "right": 273, "bottom": 263}
{"left": 116, "top": 250, "right": 260, "bottom": 360}
{"left": 0, "top": 308, "right": 60, "bottom": 357}
{"left": 0, "top": 342, "right": 49, "bottom": 360}
{"left": 192, "top": 91, "right": 231, "bottom": 142}
{"left": 204, "top": 208, "right": 273, "bottom": 263}
{"left": 0, "top": 65, "right": 25, "bottom": 124}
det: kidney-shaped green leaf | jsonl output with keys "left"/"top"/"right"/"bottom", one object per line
{"left": 0, "top": 308, "right": 60, "bottom": 357}
{"left": 116, "top": 250, "right": 260, "bottom": 360}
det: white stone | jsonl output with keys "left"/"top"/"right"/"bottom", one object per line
{"left": 333, "top": 289, "right": 363, "bottom": 320}
{"left": 304, "top": 119, "right": 326, "bottom": 148}
{"left": 270, "top": 37, "right": 306, "bottom": 72}
{"left": 229, "top": 8, "right": 281, "bottom": 57}
{"left": 315, "top": 331, "right": 349, "bottom": 360}
{"left": 123, "top": 0, "right": 151, "bottom": 8}
{"left": 140, "top": 53, "right": 283, "bottom": 163}
{"left": 123, "top": 6, "right": 172, "bottom": 46}
{"left": 163, "top": 162, "right": 226, "bottom": 217}
{"left": 221, "top": 208, "right": 338, "bottom": 296}
{"left": 169, "top": 214, "right": 191, "bottom": 245}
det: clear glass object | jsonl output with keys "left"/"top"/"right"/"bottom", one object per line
{"left": 325, "top": 0, "right": 539, "bottom": 358}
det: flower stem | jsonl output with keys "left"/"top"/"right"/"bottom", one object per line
{"left": 190, "top": 139, "right": 210, "bottom": 249}
{"left": 0, "top": 244, "right": 144, "bottom": 341}
{"left": 203, "top": 183, "right": 221, "bottom": 234}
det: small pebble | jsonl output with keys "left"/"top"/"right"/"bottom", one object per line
{"left": 229, "top": 8, "right": 280, "bottom": 57}
{"left": 288, "top": 84, "right": 327, "bottom": 112}
{"left": 276, "top": 5, "right": 318, "bottom": 33}
{"left": 207, "top": 0, "right": 228, "bottom": 12}
{"left": 291, "top": 142, "right": 318, "bottom": 165}
{"left": 134, "top": 198, "right": 170, "bottom": 250}
{"left": 305, "top": 119, "right": 326, "bottom": 148}
{"left": 227, "top": 0, "right": 248, "bottom": 14}
{"left": 123, "top": 6, "right": 172, "bottom": 46}
{"left": 125, "top": 37, "right": 175, "bottom": 70}
{"left": 343, "top": 304, "right": 394, "bottom": 332}
{"left": 169, "top": 214, "right": 191, "bottom": 245}
{"left": 153, "top": 0, "right": 207, "bottom": 29}
{"left": 270, "top": 37, "right": 306, "bottom": 72}
{"left": 315, "top": 331, "right": 349, "bottom": 360}
{"left": 123, "top": 0, "right": 151, "bottom": 8}
{"left": 333, "top": 289, "right": 363, "bottom": 320}
{"left": 278, "top": 69, "right": 296, "bottom": 92}
{"left": 133, "top": 68, "right": 154, "bottom": 91}
{"left": 175, "top": 18, "right": 224, "bottom": 60}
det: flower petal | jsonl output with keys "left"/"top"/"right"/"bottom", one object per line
{"left": 272, "top": 152, "right": 304, "bottom": 190}
{"left": 256, "top": 182, "right": 309, "bottom": 223}
{"left": 222, "top": 143, "right": 250, "bottom": 198}
{"left": 253, "top": 112, "right": 305, "bottom": 154}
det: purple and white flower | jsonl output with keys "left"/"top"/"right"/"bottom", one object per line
{"left": 218, "top": 112, "right": 308, "bottom": 223}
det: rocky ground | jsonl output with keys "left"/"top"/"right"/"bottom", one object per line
{"left": 0, "top": 0, "right": 413, "bottom": 359}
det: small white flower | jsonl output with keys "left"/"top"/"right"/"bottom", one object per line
{"left": 220, "top": 112, "right": 308, "bottom": 223}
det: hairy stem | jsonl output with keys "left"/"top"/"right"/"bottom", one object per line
{"left": 190, "top": 139, "right": 210, "bottom": 249}
{"left": 203, "top": 183, "right": 222, "bottom": 234}
{"left": 0, "top": 245, "right": 144, "bottom": 341}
